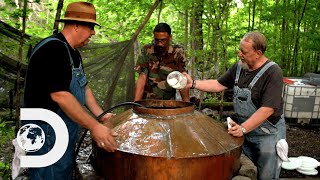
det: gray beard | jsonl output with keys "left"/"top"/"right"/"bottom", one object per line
{"left": 239, "top": 61, "right": 249, "bottom": 70}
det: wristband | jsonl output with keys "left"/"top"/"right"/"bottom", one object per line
{"left": 191, "top": 80, "right": 196, "bottom": 89}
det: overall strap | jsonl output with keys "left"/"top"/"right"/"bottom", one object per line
{"left": 248, "top": 61, "right": 276, "bottom": 89}
{"left": 235, "top": 62, "right": 242, "bottom": 85}
{"left": 28, "top": 37, "right": 74, "bottom": 67}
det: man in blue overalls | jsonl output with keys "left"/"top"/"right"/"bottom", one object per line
{"left": 23, "top": 2, "right": 117, "bottom": 179}
{"left": 183, "top": 31, "right": 286, "bottom": 180}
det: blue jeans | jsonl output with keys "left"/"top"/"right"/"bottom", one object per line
{"left": 242, "top": 117, "right": 286, "bottom": 180}
{"left": 24, "top": 112, "right": 79, "bottom": 180}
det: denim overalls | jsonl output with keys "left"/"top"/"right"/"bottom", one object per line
{"left": 25, "top": 38, "right": 87, "bottom": 180}
{"left": 233, "top": 61, "right": 286, "bottom": 180}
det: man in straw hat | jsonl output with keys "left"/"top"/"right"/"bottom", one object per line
{"left": 23, "top": 2, "right": 117, "bottom": 179}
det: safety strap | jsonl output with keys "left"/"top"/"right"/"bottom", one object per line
{"left": 235, "top": 61, "right": 276, "bottom": 89}
{"left": 248, "top": 61, "right": 275, "bottom": 89}
{"left": 28, "top": 37, "right": 73, "bottom": 67}
{"left": 235, "top": 63, "right": 242, "bottom": 85}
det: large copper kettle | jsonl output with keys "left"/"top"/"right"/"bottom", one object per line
{"left": 92, "top": 100, "right": 243, "bottom": 180}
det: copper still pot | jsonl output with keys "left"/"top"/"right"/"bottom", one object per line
{"left": 92, "top": 100, "right": 243, "bottom": 180}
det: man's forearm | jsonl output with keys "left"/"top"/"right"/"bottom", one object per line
{"left": 134, "top": 73, "right": 147, "bottom": 101}
{"left": 51, "top": 91, "right": 100, "bottom": 131}
{"left": 195, "top": 79, "right": 227, "bottom": 93}
{"left": 241, "top": 106, "right": 274, "bottom": 133}
{"left": 134, "top": 85, "right": 144, "bottom": 101}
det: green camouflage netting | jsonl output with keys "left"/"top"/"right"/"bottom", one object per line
{"left": 0, "top": 20, "right": 135, "bottom": 112}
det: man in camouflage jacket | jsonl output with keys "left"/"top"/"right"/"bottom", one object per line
{"left": 134, "top": 23, "right": 189, "bottom": 102}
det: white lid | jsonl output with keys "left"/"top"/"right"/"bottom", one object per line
{"left": 281, "top": 157, "right": 302, "bottom": 170}
{"left": 298, "top": 165, "right": 318, "bottom": 171}
{"left": 296, "top": 168, "right": 318, "bottom": 176}
{"left": 298, "top": 156, "right": 320, "bottom": 167}
{"left": 300, "top": 162, "right": 319, "bottom": 169}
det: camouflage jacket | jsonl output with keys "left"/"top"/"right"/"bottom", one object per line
{"left": 134, "top": 43, "right": 187, "bottom": 100}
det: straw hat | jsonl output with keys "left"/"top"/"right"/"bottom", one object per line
{"left": 56, "top": 2, "right": 100, "bottom": 26}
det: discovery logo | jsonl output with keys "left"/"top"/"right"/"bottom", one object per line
{"left": 17, "top": 108, "right": 69, "bottom": 167}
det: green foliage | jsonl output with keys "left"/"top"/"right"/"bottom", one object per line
{"left": 1, "top": 0, "right": 320, "bottom": 108}
{"left": 0, "top": 112, "right": 15, "bottom": 145}
{"left": 203, "top": 93, "right": 219, "bottom": 103}
{"left": 0, "top": 161, "right": 10, "bottom": 180}
{"left": 0, "top": 111, "right": 15, "bottom": 180}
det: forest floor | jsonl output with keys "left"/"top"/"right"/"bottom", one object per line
{"left": 279, "top": 124, "right": 320, "bottom": 179}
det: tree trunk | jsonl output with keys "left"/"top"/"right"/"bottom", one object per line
{"left": 132, "top": 0, "right": 161, "bottom": 41}
{"left": 251, "top": 0, "right": 257, "bottom": 30}
{"left": 190, "top": 0, "right": 204, "bottom": 107}
{"left": 248, "top": 1, "right": 251, "bottom": 31}
{"left": 15, "top": 0, "right": 28, "bottom": 132}
{"left": 280, "top": 0, "right": 290, "bottom": 76}
{"left": 292, "top": 0, "right": 308, "bottom": 76}
{"left": 184, "top": 9, "right": 188, "bottom": 54}
{"left": 190, "top": 0, "right": 204, "bottom": 77}
{"left": 272, "top": 0, "right": 280, "bottom": 68}
{"left": 191, "top": 0, "right": 204, "bottom": 52}
{"left": 53, "top": 0, "right": 64, "bottom": 34}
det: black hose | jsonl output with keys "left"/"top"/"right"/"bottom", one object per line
{"left": 75, "top": 102, "right": 144, "bottom": 158}
{"left": 95, "top": 102, "right": 144, "bottom": 120}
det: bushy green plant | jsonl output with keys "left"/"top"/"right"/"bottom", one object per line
{"left": 0, "top": 161, "right": 10, "bottom": 180}
{"left": 0, "top": 111, "right": 16, "bottom": 180}
{"left": 0, "top": 120, "right": 15, "bottom": 145}
{"left": 203, "top": 94, "right": 219, "bottom": 103}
